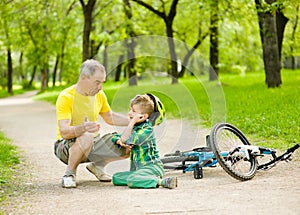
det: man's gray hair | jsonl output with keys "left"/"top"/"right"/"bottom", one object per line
{"left": 80, "top": 59, "right": 105, "bottom": 77}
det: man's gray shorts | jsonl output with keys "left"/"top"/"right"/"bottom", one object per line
{"left": 54, "top": 133, "right": 127, "bottom": 165}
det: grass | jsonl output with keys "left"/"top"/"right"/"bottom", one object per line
{"left": 0, "top": 88, "right": 27, "bottom": 98}
{"left": 0, "top": 132, "right": 20, "bottom": 203}
{"left": 33, "top": 69, "right": 299, "bottom": 150}
{"left": 219, "top": 70, "right": 300, "bottom": 149}
{"left": 0, "top": 69, "right": 298, "bottom": 208}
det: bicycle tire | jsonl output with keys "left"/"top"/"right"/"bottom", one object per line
{"left": 161, "top": 155, "right": 199, "bottom": 164}
{"left": 210, "top": 123, "right": 257, "bottom": 181}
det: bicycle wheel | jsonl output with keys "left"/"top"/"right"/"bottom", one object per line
{"left": 161, "top": 150, "right": 199, "bottom": 170}
{"left": 161, "top": 154, "right": 199, "bottom": 164}
{"left": 210, "top": 123, "right": 257, "bottom": 181}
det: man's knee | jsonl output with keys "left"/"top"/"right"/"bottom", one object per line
{"left": 76, "top": 132, "right": 94, "bottom": 151}
{"left": 68, "top": 133, "right": 94, "bottom": 160}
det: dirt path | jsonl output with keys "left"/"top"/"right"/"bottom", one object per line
{"left": 0, "top": 92, "right": 299, "bottom": 215}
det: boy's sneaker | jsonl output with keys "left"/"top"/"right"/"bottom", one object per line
{"left": 86, "top": 163, "right": 112, "bottom": 182}
{"left": 162, "top": 177, "right": 178, "bottom": 189}
{"left": 62, "top": 174, "right": 76, "bottom": 188}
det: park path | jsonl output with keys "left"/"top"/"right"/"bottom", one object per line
{"left": 0, "top": 92, "right": 300, "bottom": 215}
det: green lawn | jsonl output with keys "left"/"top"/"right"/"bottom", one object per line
{"left": 33, "top": 69, "right": 299, "bottom": 149}
{"left": 0, "top": 132, "right": 20, "bottom": 203}
{"left": 0, "top": 69, "right": 299, "bottom": 206}
{"left": 219, "top": 70, "right": 299, "bottom": 148}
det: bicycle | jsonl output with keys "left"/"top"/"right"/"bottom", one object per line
{"left": 161, "top": 122, "right": 300, "bottom": 181}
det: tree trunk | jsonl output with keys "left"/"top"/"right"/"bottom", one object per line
{"left": 255, "top": 0, "right": 283, "bottom": 87}
{"left": 276, "top": 11, "right": 288, "bottom": 61}
{"left": 123, "top": 0, "right": 137, "bottom": 86}
{"left": 19, "top": 52, "right": 25, "bottom": 80}
{"left": 40, "top": 65, "right": 48, "bottom": 91}
{"left": 103, "top": 47, "right": 108, "bottom": 70}
{"left": 29, "top": 65, "right": 37, "bottom": 87}
{"left": 166, "top": 23, "right": 178, "bottom": 84}
{"left": 178, "top": 33, "right": 209, "bottom": 78}
{"left": 209, "top": 0, "right": 219, "bottom": 81}
{"left": 115, "top": 55, "right": 124, "bottom": 82}
{"left": 126, "top": 38, "right": 137, "bottom": 86}
{"left": 52, "top": 55, "right": 59, "bottom": 87}
{"left": 59, "top": 50, "right": 65, "bottom": 83}
{"left": 7, "top": 48, "right": 13, "bottom": 95}
{"left": 132, "top": 0, "right": 179, "bottom": 84}
{"left": 262, "top": 12, "right": 281, "bottom": 87}
{"left": 4, "top": 18, "right": 13, "bottom": 94}
{"left": 290, "top": 5, "right": 298, "bottom": 70}
{"left": 80, "top": 0, "right": 97, "bottom": 62}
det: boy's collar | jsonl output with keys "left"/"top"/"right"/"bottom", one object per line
{"left": 134, "top": 119, "right": 150, "bottom": 126}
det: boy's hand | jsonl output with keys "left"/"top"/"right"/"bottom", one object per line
{"left": 116, "top": 139, "right": 132, "bottom": 151}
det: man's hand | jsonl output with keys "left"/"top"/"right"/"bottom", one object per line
{"left": 83, "top": 116, "right": 100, "bottom": 133}
{"left": 131, "top": 113, "right": 146, "bottom": 124}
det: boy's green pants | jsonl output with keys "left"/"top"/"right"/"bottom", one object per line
{"left": 112, "top": 163, "right": 164, "bottom": 188}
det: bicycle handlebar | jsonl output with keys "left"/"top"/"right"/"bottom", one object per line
{"left": 257, "top": 143, "right": 300, "bottom": 170}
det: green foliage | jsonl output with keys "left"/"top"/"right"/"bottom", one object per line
{"left": 0, "top": 132, "right": 20, "bottom": 202}
{"left": 0, "top": 87, "right": 26, "bottom": 98}
{"left": 1, "top": 0, "right": 300, "bottom": 90}
{"left": 33, "top": 84, "right": 70, "bottom": 104}
{"left": 257, "top": 0, "right": 285, "bottom": 14}
{"left": 0, "top": 136, "right": 19, "bottom": 167}
{"left": 21, "top": 80, "right": 36, "bottom": 90}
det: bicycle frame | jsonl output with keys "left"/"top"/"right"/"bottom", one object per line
{"left": 179, "top": 150, "right": 218, "bottom": 179}
{"left": 162, "top": 132, "right": 299, "bottom": 180}
{"left": 163, "top": 146, "right": 227, "bottom": 179}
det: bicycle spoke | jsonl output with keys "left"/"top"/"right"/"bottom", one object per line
{"left": 210, "top": 123, "right": 257, "bottom": 181}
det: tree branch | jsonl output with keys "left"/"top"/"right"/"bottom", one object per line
{"left": 79, "top": 0, "right": 85, "bottom": 9}
{"left": 66, "top": 1, "right": 77, "bottom": 16}
{"left": 168, "top": 0, "right": 179, "bottom": 20}
{"left": 131, "top": 0, "right": 165, "bottom": 19}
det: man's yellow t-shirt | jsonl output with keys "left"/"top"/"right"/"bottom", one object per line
{"left": 56, "top": 85, "right": 111, "bottom": 139}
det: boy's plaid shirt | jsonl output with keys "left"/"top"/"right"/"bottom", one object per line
{"left": 111, "top": 120, "right": 162, "bottom": 170}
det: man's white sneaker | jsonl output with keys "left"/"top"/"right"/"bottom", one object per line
{"left": 86, "top": 163, "right": 112, "bottom": 182}
{"left": 62, "top": 174, "right": 76, "bottom": 188}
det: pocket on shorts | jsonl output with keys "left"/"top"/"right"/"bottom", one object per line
{"left": 54, "top": 138, "right": 74, "bottom": 165}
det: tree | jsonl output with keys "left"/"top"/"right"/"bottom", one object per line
{"left": 178, "top": 32, "right": 208, "bottom": 78}
{"left": 4, "top": 20, "right": 13, "bottom": 95}
{"left": 123, "top": 0, "right": 137, "bottom": 85}
{"left": 176, "top": 1, "right": 210, "bottom": 78}
{"left": 255, "top": 0, "right": 288, "bottom": 87}
{"left": 288, "top": 4, "right": 299, "bottom": 69}
{"left": 22, "top": 0, "right": 52, "bottom": 91}
{"left": 131, "top": 0, "right": 179, "bottom": 84}
{"left": 0, "top": 1, "right": 14, "bottom": 94}
{"left": 209, "top": 0, "right": 219, "bottom": 81}
{"left": 79, "top": 0, "right": 97, "bottom": 62}
{"left": 52, "top": 1, "right": 78, "bottom": 87}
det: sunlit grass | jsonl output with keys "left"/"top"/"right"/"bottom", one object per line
{"left": 218, "top": 70, "right": 300, "bottom": 148}
{"left": 0, "top": 132, "right": 20, "bottom": 203}
{"left": 32, "top": 69, "right": 300, "bottom": 149}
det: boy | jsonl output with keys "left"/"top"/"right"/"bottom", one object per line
{"left": 111, "top": 94, "right": 177, "bottom": 189}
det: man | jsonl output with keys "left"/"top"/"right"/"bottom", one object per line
{"left": 54, "top": 59, "right": 129, "bottom": 188}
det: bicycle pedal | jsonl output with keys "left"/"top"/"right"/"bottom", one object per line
{"left": 193, "top": 165, "right": 203, "bottom": 179}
